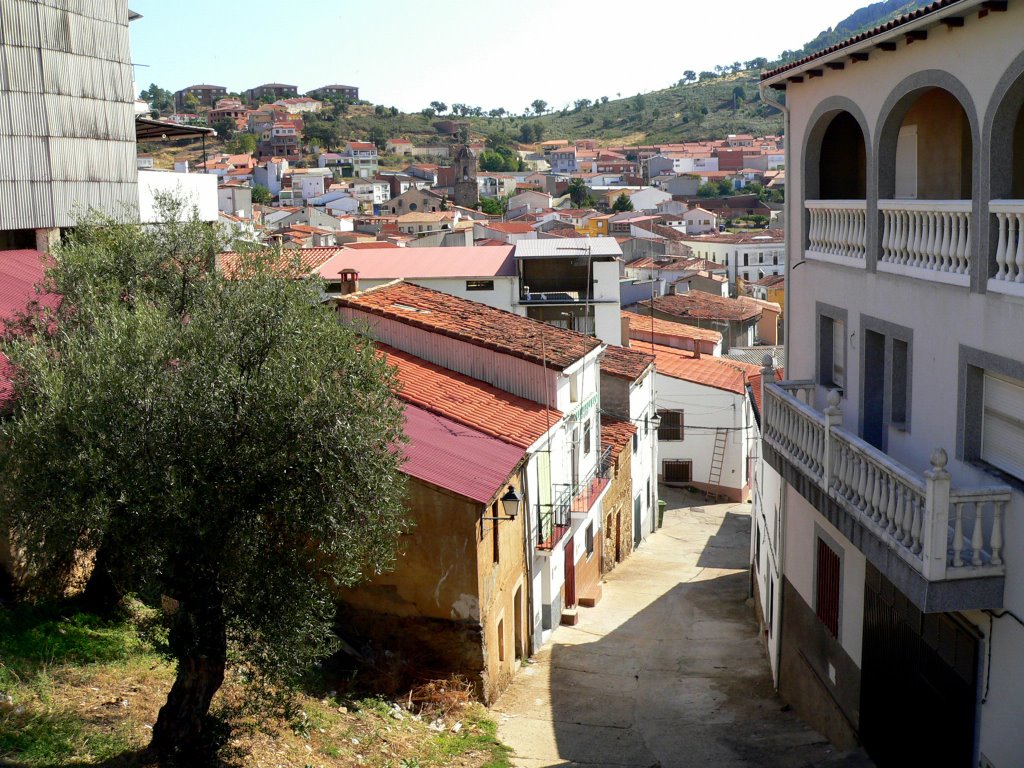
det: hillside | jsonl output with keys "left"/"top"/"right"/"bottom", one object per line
{"left": 343, "top": 0, "right": 930, "bottom": 149}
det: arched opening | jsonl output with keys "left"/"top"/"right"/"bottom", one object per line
{"left": 819, "top": 112, "right": 866, "bottom": 199}
{"left": 986, "top": 64, "right": 1024, "bottom": 285}
{"left": 804, "top": 108, "right": 868, "bottom": 261}
{"left": 881, "top": 88, "right": 972, "bottom": 201}
{"left": 877, "top": 86, "right": 974, "bottom": 279}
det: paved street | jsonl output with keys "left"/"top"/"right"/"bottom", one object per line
{"left": 492, "top": 486, "right": 872, "bottom": 768}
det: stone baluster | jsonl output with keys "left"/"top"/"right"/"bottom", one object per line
{"left": 880, "top": 474, "right": 893, "bottom": 533}
{"left": 952, "top": 502, "right": 965, "bottom": 567}
{"left": 910, "top": 495, "right": 923, "bottom": 554}
{"left": 971, "top": 502, "right": 985, "bottom": 566}
{"left": 822, "top": 390, "right": 841, "bottom": 488}
{"left": 922, "top": 448, "right": 951, "bottom": 580}
{"left": 924, "top": 211, "right": 938, "bottom": 269}
{"left": 991, "top": 501, "right": 1004, "bottom": 566}
{"left": 960, "top": 212, "right": 971, "bottom": 274}
{"left": 995, "top": 212, "right": 1009, "bottom": 280}
{"left": 1015, "top": 212, "right": 1024, "bottom": 283}
{"left": 938, "top": 211, "right": 952, "bottom": 272}
{"left": 893, "top": 483, "right": 906, "bottom": 539}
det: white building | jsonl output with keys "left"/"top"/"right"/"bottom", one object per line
{"left": 513, "top": 237, "right": 623, "bottom": 345}
{"left": 335, "top": 281, "right": 609, "bottom": 651}
{"left": 625, "top": 187, "right": 673, "bottom": 213}
{"left": 755, "top": 4, "right": 1024, "bottom": 766}
{"left": 678, "top": 230, "right": 785, "bottom": 287}
{"left": 648, "top": 344, "right": 759, "bottom": 501}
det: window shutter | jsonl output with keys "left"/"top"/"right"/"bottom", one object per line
{"left": 982, "top": 372, "right": 1024, "bottom": 481}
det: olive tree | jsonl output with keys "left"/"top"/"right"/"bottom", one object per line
{"left": 0, "top": 200, "right": 408, "bottom": 761}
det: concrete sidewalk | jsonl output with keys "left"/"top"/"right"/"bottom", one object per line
{"left": 491, "top": 486, "right": 871, "bottom": 768}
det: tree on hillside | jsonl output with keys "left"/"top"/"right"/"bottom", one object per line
{"left": 531, "top": 99, "right": 548, "bottom": 115}
{"left": 479, "top": 196, "right": 505, "bottom": 216}
{"left": 612, "top": 192, "right": 634, "bottom": 212}
{"left": 250, "top": 183, "right": 272, "bottom": 205}
{"left": 368, "top": 125, "right": 388, "bottom": 150}
{"left": 182, "top": 92, "right": 200, "bottom": 113}
{"left": 212, "top": 118, "right": 236, "bottom": 140}
{"left": 699, "top": 70, "right": 716, "bottom": 81}
{"left": 303, "top": 116, "right": 341, "bottom": 150}
{"left": 139, "top": 83, "right": 174, "bottom": 114}
{"left": 421, "top": 107, "right": 436, "bottom": 118}
{"left": 732, "top": 85, "right": 746, "bottom": 110}
{"left": 0, "top": 199, "right": 408, "bottom": 762}
{"left": 568, "top": 178, "right": 595, "bottom": 208}
{"left": 681, "top": 70, "right": 696, "bottom": 84}
{"left": 430, "top": 101, "right": 447, "bottom": 114}
{"left": 745, "top": 57, "right": 768, "bottom": 70}
{"left": 227, "top": 132, "right": 257, "bottom": 155}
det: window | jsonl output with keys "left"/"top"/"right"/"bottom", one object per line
{"left": 583, "top": 418, "right": 592, "bottom": 455}
{"left": 632, "top": 432, "right": 638, "bottom": 454}
{"left": 466, "top": 280, "right": 494, "bottom": 291}
{"left": 585, "top": 522, "right": 594, "bottom": 557}
{"left": 818, "top": 307, "right": 847, "bottom": 390}
{"left": 491, "top": 502, "right": 500, "bottom": 564}
{"left": 569, "top": 372, "right": 579, "bottom": 403}
{"left": 773, "top": 254, "right": 779, "bottom": 265}
{"left": 981, "top": 371, "right": 1024, "bottom": 481}
{"left": 743, "top": 253, "right": 749, "bottom": 266}
{"left": 497, "top": 618, "right": 505, "bottom": 662}
{"left": 891, "top": 338, "right": 909, "bottom": 427}
{"left": 663, "top": 460, "right": 692, "bottom": 483}
{"left": 657, "top": 410, "right": 683, "bottom": 440}
{"left": 815, "top": 536, "right": 841, "bottom": 638}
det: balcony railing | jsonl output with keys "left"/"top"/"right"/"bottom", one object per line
{"left": 989, "top": 200, "right": 1024, "bottom": 298}
{"left": 537, "top": 446, "right": 613, "bottom": 550}
{"left": 520, "top": 288, "right": 592, "bottom": 304}
{"left": 806, "top": 200, "right": 867, "bottom": 264}
{"left": 762, "top": 381, "right": 1010, "bottom": 582}
{"left": 878, "top": 200, "right": 972, "bottom": 286}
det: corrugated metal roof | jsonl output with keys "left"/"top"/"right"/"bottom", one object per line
{"left": 399, "top": 403, "right": 524, "bottom": 504}
{"left": 316, "top": 245, "right": 515, "bottom": 281}
{"left": 0, "top": 249, "right": 59, "bottom": 409}
{"left": 513, "top": 236, "right": 622, "bottom": 259}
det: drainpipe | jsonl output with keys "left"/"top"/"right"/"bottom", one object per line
{"left": 758, "top": 82, "right": 791, "bottom": 373}
{"left": 759, "top": 81, "right": 789, "bottom": 690}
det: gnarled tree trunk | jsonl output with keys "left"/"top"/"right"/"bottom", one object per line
{"left": 147, "top": 579, "right": 227, "bottom": 762}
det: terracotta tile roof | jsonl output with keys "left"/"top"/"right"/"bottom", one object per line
{"left": 621, "top": 310, "right": 723, "bottom": 344}
{"left": 762, "top": 0, "right": 963, "bottom": 82}
{"left": 678, "top": 229, "right": 784, "bottom": 245}
{"left": 337, "top": 281, "right": 602, "bottom": 371}
{"left": 600, "top": 345, "right": 654, "bottom": 382}
{"left": 343, "top": 241, "right": 400, "bottom": 249}
{"left": 750, "top": 274, "right": 786, "bottom": 288}
{"left": 379, "top": 344, "right": 558, "bottom": 449}
{"left": 640, "top": 292, "right": 762, "bottom": 323}
{"left": 219, "top": 247, "right": 338, "bottom": 278}
{"left": 748, "top": 369, "right": 784, "bottom": 420}
{"left": 399, "top": 402, "right": 524, "bottom": 504}
{"left": 649, "top": 343, "right": 761, "bottom": 394}
{"left": 480, "top": 221, "right": 535, "bottom": 234}
{"left": 600, "top": 415, "right": 636, "bottom": 461}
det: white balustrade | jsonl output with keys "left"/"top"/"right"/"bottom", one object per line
{"left": 805, "top": 200, "right": 868, "bottom": 263}
{"left": 878, "top": 200, "right": 972, "bottom": 284}
{"left": 762, "top": 380, "right": 1011, "bottom": 581}
{"left": 989, "top": 201, "right": 1024, "bottom": 296}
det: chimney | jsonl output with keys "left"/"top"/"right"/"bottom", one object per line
{"left": 693, "top": 342, "right": 701, "bottom": 359}
{"left": 338, "top": 268, "right": 360, "bottom": 295}
{"left": 621, "top": 315, "right": 631, "bottom": 347}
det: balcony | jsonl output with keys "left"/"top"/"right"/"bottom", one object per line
{"left": 805, "top": 199, "right": 973, "bottom": 288}
{"left": 762, "top": 380, "right": 1011, "bottom": 612}
{"left": 538, "top": 446, "right": 612, "bottom": 550}
{"left": 520, "top": 285, "right": 594, "bottom": 304}
{"left": 989, "top": 200, "right": 1024, "bottom": 298}
{"left": 877, "top": 200, "right": 972, "bottom": 286}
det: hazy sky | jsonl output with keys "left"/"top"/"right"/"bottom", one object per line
{"left": 129, "top": 0, "right": 871, "bottom": 112}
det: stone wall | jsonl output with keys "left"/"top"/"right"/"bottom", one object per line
{"left": 602, "top": 449, "right": 634, "bottom": 575}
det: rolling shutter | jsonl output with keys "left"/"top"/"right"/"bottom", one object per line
{"left": 982, "top": 372, "right": 1024, "bottom": 481}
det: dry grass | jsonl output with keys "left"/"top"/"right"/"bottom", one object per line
{"left": 0, "top": 604, "right": 510, "bottom": 768}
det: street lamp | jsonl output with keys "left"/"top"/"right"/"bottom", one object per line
{"left": 482, "top": 486, "right": 521, "bottom": 521}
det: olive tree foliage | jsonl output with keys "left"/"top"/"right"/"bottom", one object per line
{"left": 0, "top": 195, "right": 409, "bottom": 759}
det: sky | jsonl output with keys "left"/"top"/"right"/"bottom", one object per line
{"left": 129, "top": 0, "right": 873, "bottom": 113}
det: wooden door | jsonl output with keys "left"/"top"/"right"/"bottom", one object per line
{"left": 564, "top": 537, "right": 576, "bottom": 608}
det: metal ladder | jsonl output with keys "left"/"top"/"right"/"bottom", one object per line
{"left": 706, "top": 428, "right": 728, "bottom": 502}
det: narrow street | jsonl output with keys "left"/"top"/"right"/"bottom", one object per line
{"left": 492, "top": 486, "right": 872, "bottom": 768}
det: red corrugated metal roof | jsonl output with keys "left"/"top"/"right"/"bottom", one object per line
{"left": 399, "top": 403, "right": 524, "bottom": 504}
{"left": 0, "top": 250, "right": 58, "bottom": 409}
{"left": 316, "top": 245, "right": 515, "bottom": 281}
